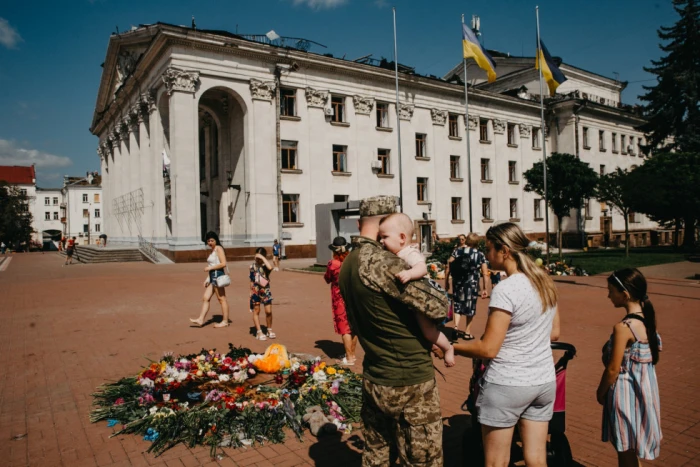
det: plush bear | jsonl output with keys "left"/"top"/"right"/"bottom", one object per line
{"left": 302, "top": 405, "right": 338, "bottom": 437}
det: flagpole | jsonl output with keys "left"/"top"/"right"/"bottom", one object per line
{"left": 536, "top": 6, "right": 550, "bottom": 265}
{"left": 393, "top": 7, "right": 404, "bottom": 213}
{"left": 462, "top": 14, "right": 473, "bottom": 233}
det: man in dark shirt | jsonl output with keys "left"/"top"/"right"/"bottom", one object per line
{"left": 339, "top": 195, "right": 448, "bottom": 466}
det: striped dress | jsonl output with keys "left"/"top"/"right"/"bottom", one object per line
{"left": 601, "top": 320, "right": 662, "bottom": 459}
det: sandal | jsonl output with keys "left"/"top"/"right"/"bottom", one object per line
{"left": 266, "top": 330, "right": 276, "bottom": 339}
{"left": 255, "top": 331, "right": 267, "bottom": 341}
{"left": 338, "top": 357, "right": 355, "bottom": 366}
{"left": 463, "top": 333, "right": 475, "bottom": 340}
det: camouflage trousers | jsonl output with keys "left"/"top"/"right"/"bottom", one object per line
{"left": 361, "top": 378, "right": 443, "bottom": 466}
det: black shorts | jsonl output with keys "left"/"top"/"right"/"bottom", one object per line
{"left": 67, "top": 248, "right": 74, "bottom": 257}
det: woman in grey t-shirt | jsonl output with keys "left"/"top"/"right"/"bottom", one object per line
{"left": 454, "top": 223, "right": 560, "bottom": 467}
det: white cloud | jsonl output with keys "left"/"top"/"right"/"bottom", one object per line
{"left": 374, "top": 0, "right": 389, "bottom": 7}
{"left": 0, "top": 18, "right": 22, "bottom": 49}
{"left": 292, "top": 0, "right": 347, "bottom": 10}
{"left": 0, "top": 139, "right": 72, "bottom": 169}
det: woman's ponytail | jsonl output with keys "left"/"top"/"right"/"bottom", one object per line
{"left": 642, "top": 296, "right": 659, "bottom": 364}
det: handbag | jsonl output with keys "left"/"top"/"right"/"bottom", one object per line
{"left": 216, "top": 267, "right": 231, "bottom": 288}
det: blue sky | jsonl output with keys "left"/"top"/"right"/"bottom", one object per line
{"left": 0, "top": 0, "right": 677, "bottom": 186}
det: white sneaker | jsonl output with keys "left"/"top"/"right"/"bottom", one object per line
{"left": 255, "top": 331, "right": 267, "bottom": 341}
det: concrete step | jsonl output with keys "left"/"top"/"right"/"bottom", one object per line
{"left": 59, "top": 246, "right": 145, "bottom": 264}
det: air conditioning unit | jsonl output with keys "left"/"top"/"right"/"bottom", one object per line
{"left": 370, "top": 160, "right": 382, "bottom": 170}
{"left": 324, "top": 107, "right": 334, "bottom": 117}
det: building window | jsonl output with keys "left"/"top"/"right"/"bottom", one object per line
{"left": 210, "top": 123, "right": 219, "bottom": 178}
{"left": 480, "top": 158, "right": 491, "bottom": 181}
{"left": 599, "top": 130, "right": 606, "bottom": 151}
{"left": 376, "top": 102, "right": 390, "bottom": 128}
{"left": 283, "top": 194, "right": 299, "bottom": 223}
{"left": 94, "top": 194, "right": 100, "bottom": 203}
{"left": 507, "top": 123, "right": 517, "bottom": 146}
{"left": 331, "top": 96, "right": 345, "bottom": 123}
{"left": 82, "top": 193, "right": 88, "bottom": 203}
{"left": 449, "top": 114, "right": 459, "bottom": 137}
{"left": 532, "top": 127, "right": 541, "bottom": 149}
{"left": 415, "top": 133, "right": 427, "bottom": 158}
{"left": 621, "top": 135, "right": 627, "bottom": 154}
{"left": 199, "top": 127, "right": 206, "bottom": 181}
{"left": 282, "top": 140, "right": 298, "bottom": 170}
{"left": 377, "top": 149, "right": 390, "bottom": 175}
{"left": 332, "top": 145, "right": 348, "bottom": 172}
{"left": 482, "top": 198, "right": 492, "bottom": 220}
{"left": 508, "top": 161, "right": 517, "bottom": 182}
{"left": 628, "top": 136, "right": 636, "bottom": 155}
{"left": 95, "top": 224, "right": 101, "bottom": 232}
{"left": 20, "top": 189, "right": 27, "bottom": 197}
{"left": 583, "top": 127, "right": 590, "bottom": 148}
{"left": 417, "top": 177, "right": 428, "bottom": 202}
{"left": 451, "top": 197, "right": 462, "bottom": 220}
{"left": 600, "top": 165, "right": 606, "bottom": 176}
{"left": 83, "top": 209, "right": 89, "bottom": 218}
{"left": 334, "top": 195, "right": 349, "bottom": 203}
{"left": 53, "top": 212, "right": 59, "bottom": 220}
{"left": 280, "top": 88, "right": 296, "bottom": 117}
{"left": 94, "top": 208, "right": 101, "bottom": 218}
{"left": 510, "top": 198, "right": 518, "bottom": 219}
{"left": 629, "top": 211, "right": 637, "bottom": 223}
{"left": 612, "top": 132, "right": 618, "bottom": 152}
{"left": 584, "top": 199, "right": 591, "bottom": 218}
{"left": 450, "top": 156, "right": 460, "bottom": 179}
{"left": 45, "top": 212, "right": 51, "bottom": 220}
{"left": 479, "top": 119, "right": 489, "bottom": 142}
{"left": 534, "top": 199, "right": 542, "bottom": 219}
{"left": 44, "top": 197, "right": 50, "bottom": 205}
{"left": 83, "top": 224, "right": 89, "bottom": 233}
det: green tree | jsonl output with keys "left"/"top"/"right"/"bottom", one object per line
{"left": 639, "top": 0, "right": 700, "bottom": 153}
{"left": 625, "top": 152, "right": 700, "bottom": 249}
{"left": 524, "top": 153, "right": 598, "bottom": 259}
{"left": 595, "top": 168, "right": 635, "bottom": 257}
{"left": 0, "top": 182, "right": 34, "bottom": 249}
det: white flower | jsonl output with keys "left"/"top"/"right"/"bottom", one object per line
{"left": 149, "top": 406, "right": 158, "bottom": 415}
{"left": 312, "top": 371, "right": 327, "bottom": 382}
{"left": 218, "top": 374, "right": 231, "bottom": 382}
{"left": 139, "top": 378, "right": 155, "bottom": 388}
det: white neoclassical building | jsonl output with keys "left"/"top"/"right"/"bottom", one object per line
{"left": 90, "top": 23, "right": 667, "bottom": 261}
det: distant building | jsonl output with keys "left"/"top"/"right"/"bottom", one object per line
{"left": 61, "top": 173, "right": 103, "bottom": 245}
{"left": 35, "top": 186, "right": 63, "bottom": 248}
{"left": 89, "top": 23, "right": 670, "bottom": 261}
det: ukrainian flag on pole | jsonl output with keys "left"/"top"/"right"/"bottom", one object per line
{"left": 535, "top": 39, "right": 567, "bottom": 96}
{"left": 462, "top": 23, "right": 496, "bottom": 83}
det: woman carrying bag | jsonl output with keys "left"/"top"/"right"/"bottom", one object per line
{"left": 190, "top": 231, "right": 231, "bottom": 328}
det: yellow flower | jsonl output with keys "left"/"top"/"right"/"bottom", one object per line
{"left": 322, "top": 395, "right": 327, "bottom": 400}
{"left": 338, "top": 370, "right": 345, "bottom": 374}
{"left": 326, "top": 367, "right": 337, "bottom": 375}
{"left": 319, "top": 362, "right": 326, "bottom": 370}
{"left": 311, "top": 386, "right": 317, "bottom": 390}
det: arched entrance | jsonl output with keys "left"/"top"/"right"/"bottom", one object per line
{"left": 197, "top": 87, "right": 247, "bottom": 244}
{"left": 42, "top": 229, "right": 62, "bottom": 251}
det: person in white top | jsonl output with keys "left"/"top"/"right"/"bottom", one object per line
{"left": 378, "top": 213, "right": 455, "bottom": 367}
{"left": 454, "top": 222, "right": 560, "bottom": 467}
{"left": 190, "top": 231, "right": 231, "bottom": 328}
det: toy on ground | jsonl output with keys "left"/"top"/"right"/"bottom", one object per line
{"left": 302, "top": 405, "right": 338, "bottom": 437}
{"left": 253, "top": 343, "right": 290, "bottom": 373}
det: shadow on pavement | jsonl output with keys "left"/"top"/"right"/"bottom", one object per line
{"left": 314, "top": 339, "right": 346, "bottom": 359}
{"left": 308, "top": 433, "right": 363, "bottom": 466}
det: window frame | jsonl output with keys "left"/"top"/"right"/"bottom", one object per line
{"left": 82, "top": 193, "right": 88, "bottom": 203}
{"left": 280, "top": 88, "right": 297, "bottom": 117}
{"left": 417, "top": 177, "right": 428, "bottom": 202}
{"left": 53, "top": 212, "right": 59, "bottom": 220}
{"left": 377, "top": 148, "right": 390, "bottom": 175}
{"left": 376, "top": 102, "right": 390, "bottom": 128}
{"left": 479, "top": 119, "right": 489, "bottom": 142}
{"left": 282, "top": 194, "right": 300, "bottom": 223}
{"left": 415, "top": 133, "right": 427, "bottom": 158}
{"left": 583, "top": 127, "right": 590, "bottom": 149}
{"left": 482, "top": 197, "right": 492, "bottom": 220}
{"left": 534, "top": 199, "right": 542, "bottom": 219}
{"left": 621, "top": 135, "right": 627, "bottom": 154}
{"left": 508, "top": 160, "right": 518, "bottom": 182}
{"left": 450, "top": 155, "right": 460, "bottom": 179}
{"left": 44, "top": 197, "right": 50, "bottom": 205}
{"left": 509, "top": 198, "right": 519, "bottom": 219}
{"left": 480, "top": 158, "right": 491, "bottom": 181}
{"left": 94, "top": 208, "right": 101, "bottom": 218}
{"left": 507, "top": 123, "right": 517, "bottom": 146}
{"left": 448, "top": 114, "right": 459, "bottom": 138}
{"left": 332, "top": 145, "right": 348, "bottom": 173}
{"left": 451, "top": 197, "right": 462, "bottom": 220}
{"left": 45, "top": 212, "right": 51, "bottom": 220}
{"left": 599, "top": 130, "right": 606, "bottom": 151}
{"left": 532, "top": 127, "right": 541, "bottom": 149}
{"left": 281, "top": 140, "right": 298, "bottom": 170}
{"left": 331, "top": 96, "right": 345, "bottom": 123}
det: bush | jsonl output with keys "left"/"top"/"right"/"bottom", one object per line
{"left": 430, "top": 238, "right": 459, "bottom": 266}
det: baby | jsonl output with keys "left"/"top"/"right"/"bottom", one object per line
{"left": 378, "top": 213, "right": 455, "bottom": 367}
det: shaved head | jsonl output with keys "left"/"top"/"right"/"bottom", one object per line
{"left": 379, "top": 213, "right": 414, "bottom": 238}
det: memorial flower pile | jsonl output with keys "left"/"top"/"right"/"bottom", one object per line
{"left": 546, "top": 260, "right": 589, "bottom": 277}
{"left": 91, "top": 343, "right": 362, "bottom": 457}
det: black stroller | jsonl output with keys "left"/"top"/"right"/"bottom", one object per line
{"left": 461, "top": 342, "right": 577, "bottom": 466}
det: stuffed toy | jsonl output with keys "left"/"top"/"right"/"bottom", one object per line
{"left": 302, "top": 405, "right": 338, "bottom": 437}
{"left": 253, "top": 344, "right": 290, "bottom": 373}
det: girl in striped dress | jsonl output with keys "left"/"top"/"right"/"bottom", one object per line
{"left": 597, "top": 268, "right": 662, "bottom": 466}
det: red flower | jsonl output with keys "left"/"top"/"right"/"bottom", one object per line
{"left": 235, "top": 386, "right": 245, "bottom": 395}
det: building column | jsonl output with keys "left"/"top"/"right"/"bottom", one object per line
{"left": 128, "top": 112, "right": 140, "bottom": 244}
{"left": 110, "top": 131, "right": 123, "bottom": 241}
{"left": 138, "top": 98, "right": 154, "bottom": 242}
{"left": 164, "top": 68, "right": 201, "bottom": 249}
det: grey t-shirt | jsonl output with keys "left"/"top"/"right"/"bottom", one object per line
{"left": 483, "top": 273, "right": 556, "bottom": 386}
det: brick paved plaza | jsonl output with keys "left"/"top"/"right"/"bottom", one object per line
{"left": 1, "top": 253, "right": 699, "bottom": 467}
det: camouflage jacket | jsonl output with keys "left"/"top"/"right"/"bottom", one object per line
{"left": 353, "top": 236, "right": 448, "bottom": 321}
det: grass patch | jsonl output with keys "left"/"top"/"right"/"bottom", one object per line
{"left": 556, "top": 247, "right": 687, "bottom": 276}
{"left": 292, "top": 266, "right": 327, "bottom": 274}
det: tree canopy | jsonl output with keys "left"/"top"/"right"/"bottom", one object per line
{"left": 595, "top": 168, "right": 635, "bottom": 256}
{"left": 0, "top": 182, "right": 34, "bottom": 248}
{"left": 639, "top": 0, "right": 700, "bottom": 153}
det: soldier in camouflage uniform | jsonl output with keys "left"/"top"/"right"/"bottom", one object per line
{"left": 339, "top": 195, "right": 448, "bottom": 466}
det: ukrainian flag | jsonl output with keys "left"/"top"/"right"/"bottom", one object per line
{"left": 535, "top": 39, "right": 567, "bottom": 96}
{"left": 462, "top": 24, "right": 496, "bottom": 83}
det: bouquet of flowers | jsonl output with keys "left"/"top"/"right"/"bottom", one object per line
{"left": 91, "top": 343, "right": 362, "bottom": 457}
{"left": 546, "top": 260, "right": 588, "bottom": 276}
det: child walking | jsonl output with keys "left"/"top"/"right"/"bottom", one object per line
{"left": 250, "top": 247, "right": 275, "bottom": 340}
{"left": 378, "top": 213, "right": 454, "bottom": 367}
{"left": 597, "top": 268, "right": 662, "bottom": 466}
